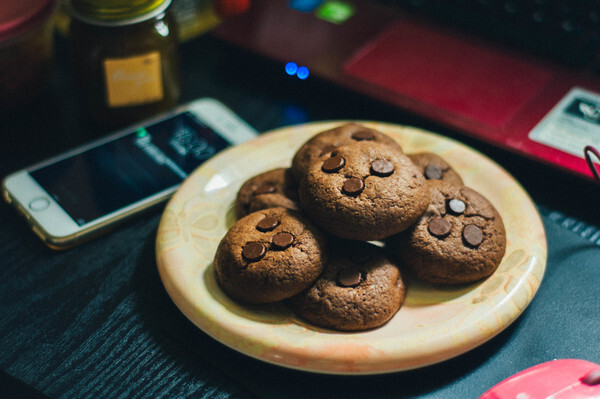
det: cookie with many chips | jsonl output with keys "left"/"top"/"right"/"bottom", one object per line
{"left": 214, "top": 207, "right": 329, "bottom": 303}
{"left": 298, "top": 140, "right": 429, "bottom": 241}
{"left": 287, "top": 240, "right": 406, "bottom": 331}
{"left": 388, "top": 180, "right": 506, "bottom": 284}
{"left": 291, "top": 123, "right": 402, "bottom": 183}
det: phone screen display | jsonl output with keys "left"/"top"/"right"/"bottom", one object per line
{"left": 29, "top": 112, "right": 230, "bottom": 225}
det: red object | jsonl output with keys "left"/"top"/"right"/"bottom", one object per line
{"left": 212, "top": 0, "right": 600, "bottom": 183}
{"left": 481, "top": 359, "right": 600, "bottom": 399}
{"left": 0, "top": 0, "right": 58, "bottom": 42}
{"left": 344, "top": 22, "right": 552, "bottom": 130}
{"left": 214, "top": 0, "right": 251, "bottom": 19}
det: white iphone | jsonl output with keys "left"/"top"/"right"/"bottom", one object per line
{"left": 3, "top": 98, "right": 258, "bottom": 249}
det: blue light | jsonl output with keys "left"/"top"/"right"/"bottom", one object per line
{"left": 296, "top": 66, "right": 309, "bottom": 80}
{"left": 285, "top": 62, "right": 298, "bottom": 76}
{"left": 289, "top": 0, "right": 323, "bottom": 12}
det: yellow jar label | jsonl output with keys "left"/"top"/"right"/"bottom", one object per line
{"left": 103, "top": 52, "right": 163, "bottom": 107}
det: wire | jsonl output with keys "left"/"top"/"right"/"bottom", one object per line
{"left": 584, "top": 145, "right": 600, "bottom": 184}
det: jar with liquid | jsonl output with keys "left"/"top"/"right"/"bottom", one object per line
{"left": 69, "top": 0, "right": 181, "bottom": 128}
{"left": 0, "top": 0, "right": 58, "bottom": 112}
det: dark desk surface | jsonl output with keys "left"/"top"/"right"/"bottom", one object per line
{"left": 1, "top": 32, "right": 599, "bottom": 399}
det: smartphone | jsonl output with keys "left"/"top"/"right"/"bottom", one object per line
{"left": 3, "top": 98, "right": 258, "bottom": 249}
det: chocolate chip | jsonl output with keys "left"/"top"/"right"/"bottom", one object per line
{"left": 272, "top": 232, "right": 294, "bottom": 249}
{"left": 463, "top": 224, "right": 483, "bottom": 247}
{"left": 428, "top": 217, "right": 451, "bottom": 237}
{"left": 342, "top": 178, "right": 364, "bottom": 195}
{"left": 256, "top": 216, "right": 280, "bottom": 232}
{"left": 337, "top": 267, "right": 362, "bottom": 287}
{"left": 242, "top": 242, "right": 266, "bottom": 261}
{"left": 448, "top": 199, "right": 466, "bottom": 214}
{"left": 253, "top": 184, "right": 276, "bottom": 195}
{"left": 322, "top": 156, "right": 345, "bottom": 173}
{"left": 424, "top": 164, "right": 443, "bottom": 180}
{"left": 370, "top": 159, "right": 394, "bottom": 177}
{"left": 351, "top": 130, "right": 375, "bottom": 141}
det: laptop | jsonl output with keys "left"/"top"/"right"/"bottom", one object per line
{"left": 212, "top": 0, "right": 600, "bottom": 183}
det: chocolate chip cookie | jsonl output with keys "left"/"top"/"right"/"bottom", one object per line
{"left": 287, "top": 240, "right": 406, "bottom": 331}
{"left": 291, "top": 123, "right": 403, "bottom": 183}
{"left": 298, "top": 141, "right": 430, "bottom": 241}
{"left": 234, "top": 167, "right": 300, "bottom": 219}
{"left": 213, "top": 207, "right": 329, "bottom": 304}
{"left": 388, "top": 180, "right": 506, "bottom": 284}
{"left": 408, "top": 152, "right": 464, "bottom": 185}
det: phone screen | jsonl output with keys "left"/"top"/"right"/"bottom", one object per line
{"left": 29, "top": 111, "right": 230, "bottom": 225}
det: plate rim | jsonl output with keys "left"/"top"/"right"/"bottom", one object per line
{"left": 156, "top": 120, "right": 547, "bottom": 375}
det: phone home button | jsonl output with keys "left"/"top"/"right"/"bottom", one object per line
{"left": 29, "top": 197, "right": 50, "bottom": 211}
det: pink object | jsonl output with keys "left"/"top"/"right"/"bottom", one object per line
{"left": 481, "top": 359, "right": 600, "bottom": 399}
{"left": 344, "top": 21, "right": 552, "bottom": 130}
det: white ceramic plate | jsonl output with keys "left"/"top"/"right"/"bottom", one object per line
{"left": 156, "top": 121, "right": 547, "bottom": 375}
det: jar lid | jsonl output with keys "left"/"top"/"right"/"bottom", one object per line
{"left": 0, "top": 0, "right": 58, "bottom": 43}
{"left": 71, "top": 0, "right": 170, "bottom": 24}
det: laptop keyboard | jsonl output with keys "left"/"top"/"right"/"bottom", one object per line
{"left": 380, "top": 0, "right": 600, "bottom": 69}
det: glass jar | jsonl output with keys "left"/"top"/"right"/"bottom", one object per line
{"left": 0, "top": 0, "right": 59, "bottom": 112}
{"left": 170, "top": 0, "right": 221, "bottom": 42}
{"left": 69, "top": 0, "right": 181, "bottom": 128}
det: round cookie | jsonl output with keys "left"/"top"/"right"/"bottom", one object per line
{"left": 388, "top": 180, "right": 506, "bottom": 284}
{"left": 234, "top": 167, "right": 300, "bottom": 219}
{"left": 298, "top": 140, "right": 430, "bottom": 241}
{"left": 286, "top": 240, "right": 406, "bottom": 332}
{"left": 291, "top": 123, "right": 403, "bottom": 183}
{"left": 408, "top": 152, "right": 464, "bottom": 185}
{"left": 213, "top": 207, "right": 329, "bottom": 304}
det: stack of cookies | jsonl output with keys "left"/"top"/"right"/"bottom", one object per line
{"left": 213, "top": 123, "right": 506, "bottom": 332}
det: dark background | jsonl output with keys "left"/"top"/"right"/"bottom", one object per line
{"left": 1, "top": 25, "right": 599, "bottom": 398}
